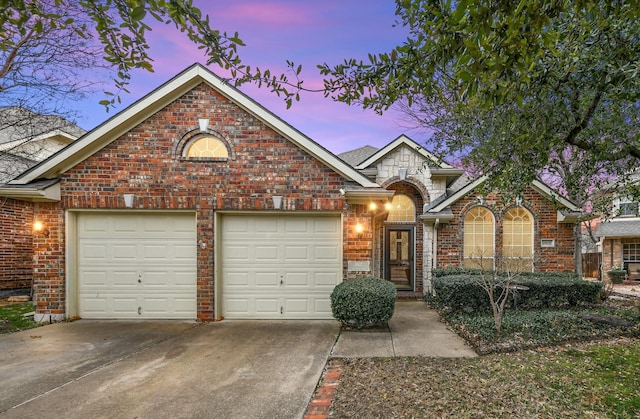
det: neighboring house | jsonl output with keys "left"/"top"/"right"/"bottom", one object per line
{"left": 0, "top": 64, "right": 581, "bottom": 322}
{"left": 0, "top": 108, "right": 85, "bottom": 292}
{"left": 596, "top": 184, "right": 640, "bottom": 281}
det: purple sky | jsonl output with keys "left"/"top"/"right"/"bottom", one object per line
{"left": 73, "top": 0, "right": 430, "bottom": 154}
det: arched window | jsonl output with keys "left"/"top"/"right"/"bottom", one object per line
{"left": 463, "top": 207, "right": 495, "bottom": 270}
{"left": 184, "top": 136, "right": 228, "bottom": 158}
{"left": 387, "top": 194, "right": 415, "bottom": 222}
{"left": 503, "top": 207, "right": 534, "bottom": 272}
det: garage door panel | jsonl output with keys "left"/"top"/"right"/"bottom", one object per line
{"left": 221, "top": 215, "right": 341, "bottom": 319}
{"left": 225, "top": 298, "right": 250, "bottom": 314}
{"left": 284, "top": 218, "right": 309, "bottom": 232}
{"left": 255, "top": 245, "right": 278, "bottom": 261}
{"left": 285, "top": 272, "right": 310, "bottom": 286}
{"left": 315, "top": 245, "right": 339, "bottom": 260}
{"left": 285, "top": 298, "right": 309, "bottom": 314}
{"left": 77, "top": 213, "right": 196, "bottom": 319}
{"left": 316, "top": 272, "right": 340, "bottom": 286}
{"left": 225, "top": 245, "right": 249, "bottom": 260}
{"left": 255, "top": 272, "right": 279, "bottom": 286}
{"left": 226, "top": 272, "right": 249, "bottom": 287}
{"left": 112, "top": 271, "right": 138, "bottom": 287}
{"left": 255, "top": 218, "right": 278, "bottom": 233}
{"left": 284, "top": 245, "right": 309, "bottom": 260}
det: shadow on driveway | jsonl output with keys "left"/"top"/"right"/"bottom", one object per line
{"left": 0, "top": 319, "right": 338, "bottom": 419}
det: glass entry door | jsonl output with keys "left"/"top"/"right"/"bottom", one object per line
{"left": 385, "top": 226, "right": 414, "bottom": 290}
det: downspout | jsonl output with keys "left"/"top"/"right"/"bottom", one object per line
{"left": 372, "top": 210, "right": 389, "bottom": 278}
{"left": 600, "top": 235, "right": 606, "bottom": 281}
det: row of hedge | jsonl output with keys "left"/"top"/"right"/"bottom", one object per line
{"left": 431, "top": 270, "right": 602, "bottom": 312}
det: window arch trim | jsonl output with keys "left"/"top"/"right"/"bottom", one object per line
{"left": 463, "top": 206, "right": 495, "bottom": 270}
{"left": 183, "top": 136, "right": 229, "bottom": 159}
{"left": 503, "top": 206, "right": 534, "bottom": 272}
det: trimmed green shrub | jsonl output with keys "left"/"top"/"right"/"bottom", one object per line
{"left": 432, "top": 272, "right": 602, "bottom": 312}
{"left": 432, "top": 267, "right": 485, "bottom": 278}
{"left": 331, "top": 276, "right": 397, "bottom": 329}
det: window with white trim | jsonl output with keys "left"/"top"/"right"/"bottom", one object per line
{"left": 617, "top": 197, "right": 639, "bottom": 217}
{"left": 387, "top": 194, "right": 416, "bottom": 222}
{"left": 463, "top": 207, "right": 495, "bottom": 270}
{"left": 503, "top": 207, "right": 534, "bottom": 272}
{"left": 183, "top": 136, "right": 229, "bottom": 159}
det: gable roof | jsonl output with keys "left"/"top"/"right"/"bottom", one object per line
{"left": 422, "top": 175, "right": 582, "bottom": 223}
{"left": 597, "top": 219, "right": 640, "bottom": 238}
{"left": 0, "top": 107, "right": 85, "bottom": 145}
{"left": 337, "top": 145, "right": 378, "bottom": 167}
{"left": 355, "top": 134, "right": 456, "bottom": 170}
{"left": 8, "top": 63, "right": 379, "bottom": 189}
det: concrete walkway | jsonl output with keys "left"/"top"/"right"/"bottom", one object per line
{"left": 331, "top": 300, "right": 477, "bottom": 358}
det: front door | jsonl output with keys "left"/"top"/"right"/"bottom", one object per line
{"left": 385, "top": 226, "right": 414, "bottom": 290}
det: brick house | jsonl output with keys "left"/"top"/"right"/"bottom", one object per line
{"left": 596, "top": 178, "right": 640, "bottom": 281}
{"left": 0, "top": 64, "right": 581, "bottom": 322}
{"left": 0, "top": 108, "right": 84, "bottom": 293}
{"left": 339, "top": 136, "right": 581, "bottom": 297}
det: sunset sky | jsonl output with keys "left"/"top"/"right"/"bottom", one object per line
{"left": 73, "top": 0, "right": 430, "bottom": 154}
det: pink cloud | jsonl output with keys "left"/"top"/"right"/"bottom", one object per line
{"left": 71, "top": 1, "right": 427, "bottom": 155}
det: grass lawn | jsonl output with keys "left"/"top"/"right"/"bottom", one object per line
{"left": 331, "top": 340, "right": 640, "bottom": 418}
{"left": 331, "top": 298, "right": 640, "bottom": 417}
{"left": 0, "top": 302, "right": 38, "bottom": 334}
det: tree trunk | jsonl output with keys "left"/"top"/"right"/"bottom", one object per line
{"left": 574, "top": 224, "right": 583, "bottom": 278}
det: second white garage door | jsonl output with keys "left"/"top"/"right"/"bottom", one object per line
{"left": 220, "top": 214, "right": 342, "bottom": 319}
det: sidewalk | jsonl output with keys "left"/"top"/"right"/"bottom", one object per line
{"left": 612, "top": 283, "right": 640, "bottom": 298}
{"left": 331, "top": 300, "right": 477, "bottom": 358}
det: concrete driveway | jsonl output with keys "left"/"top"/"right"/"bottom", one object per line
{"left": 0, "top": 319, "right": 339, "bottom": 419}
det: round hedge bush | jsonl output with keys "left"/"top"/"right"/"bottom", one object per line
{"left": 330, "top": 276, "right": 397, "bottom": 329}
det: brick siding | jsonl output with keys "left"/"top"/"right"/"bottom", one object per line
{"left": 437, "top": 187, "right": 575, "bottom": 272}
{"left": 31, "top": 83, "right": 364, "bottom": 320}
{"left": 0, "top": 198, "right": 34, "bottom": 290}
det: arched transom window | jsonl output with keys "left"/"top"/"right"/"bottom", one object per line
{"left": 387, "top": 194, "right": 415, "bottom": 222}
{"left": 184, "top": 137, "right": 228, "bottom": 158}
{"left": 463, "top": 207, "right": 495, "bottom": 270}
{"left": 503, "top": 207, "right": 534, "bottom": 272}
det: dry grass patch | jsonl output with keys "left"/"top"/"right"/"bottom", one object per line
{"left": 331, "top": 339, "right": 640, "bottom": 418}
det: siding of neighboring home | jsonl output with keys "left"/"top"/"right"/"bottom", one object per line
{"left": 0, "top": 198, "right": 33, "bottom": 290}
{"left": 31, "top": 83, "right": 367, "bottom": 321}
{"left": 437, "top": 187, "right": 575, "bottom": 271}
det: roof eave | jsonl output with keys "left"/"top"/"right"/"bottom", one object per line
{"left": 0, "top": 182, "right": 60, "bottom": 202}
{"left": 419, "top": 211, "right": 455, "bottom": 224}
{"left": 344, "top": 189, "right": 395, "bottom": 205}
{"left": 10, "top": 64, "right": 380, "bottom": 189}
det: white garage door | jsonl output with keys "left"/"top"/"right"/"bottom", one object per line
{"left": 77, "top": 212, "right": 197, "bottom": 319}
{"left": 221, "top": 214, "right": 342, "bottom": 319}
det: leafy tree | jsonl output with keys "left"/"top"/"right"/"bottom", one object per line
{"left": 0, "top": 0, "right": 303, "bottom": 111}
{"left": 0, "top": 0, "right": 303, "bottom": 184}
{"left": 319, "top": 0, "right": 640, "bottom": 195}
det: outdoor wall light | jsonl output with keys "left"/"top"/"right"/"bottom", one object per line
{"left": 354, "top": 223, "right": 364, "bottom": 237}
{"left": 33, "top": 221, "right": 49, "bottom": 236}
{"left": 198, "top": 118, "right": 209, "bottom": 132}
{"left": 369, "top": 202, "right": 377, "bottom": 211}
{"left": 272, "top": 195, "right": 283, "bottom": 210}
{"left": 123, "top": 193, "right": 136, "bottom": 208}
{"left": 384, "top": 202, "right": 393, "bottom": 211}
